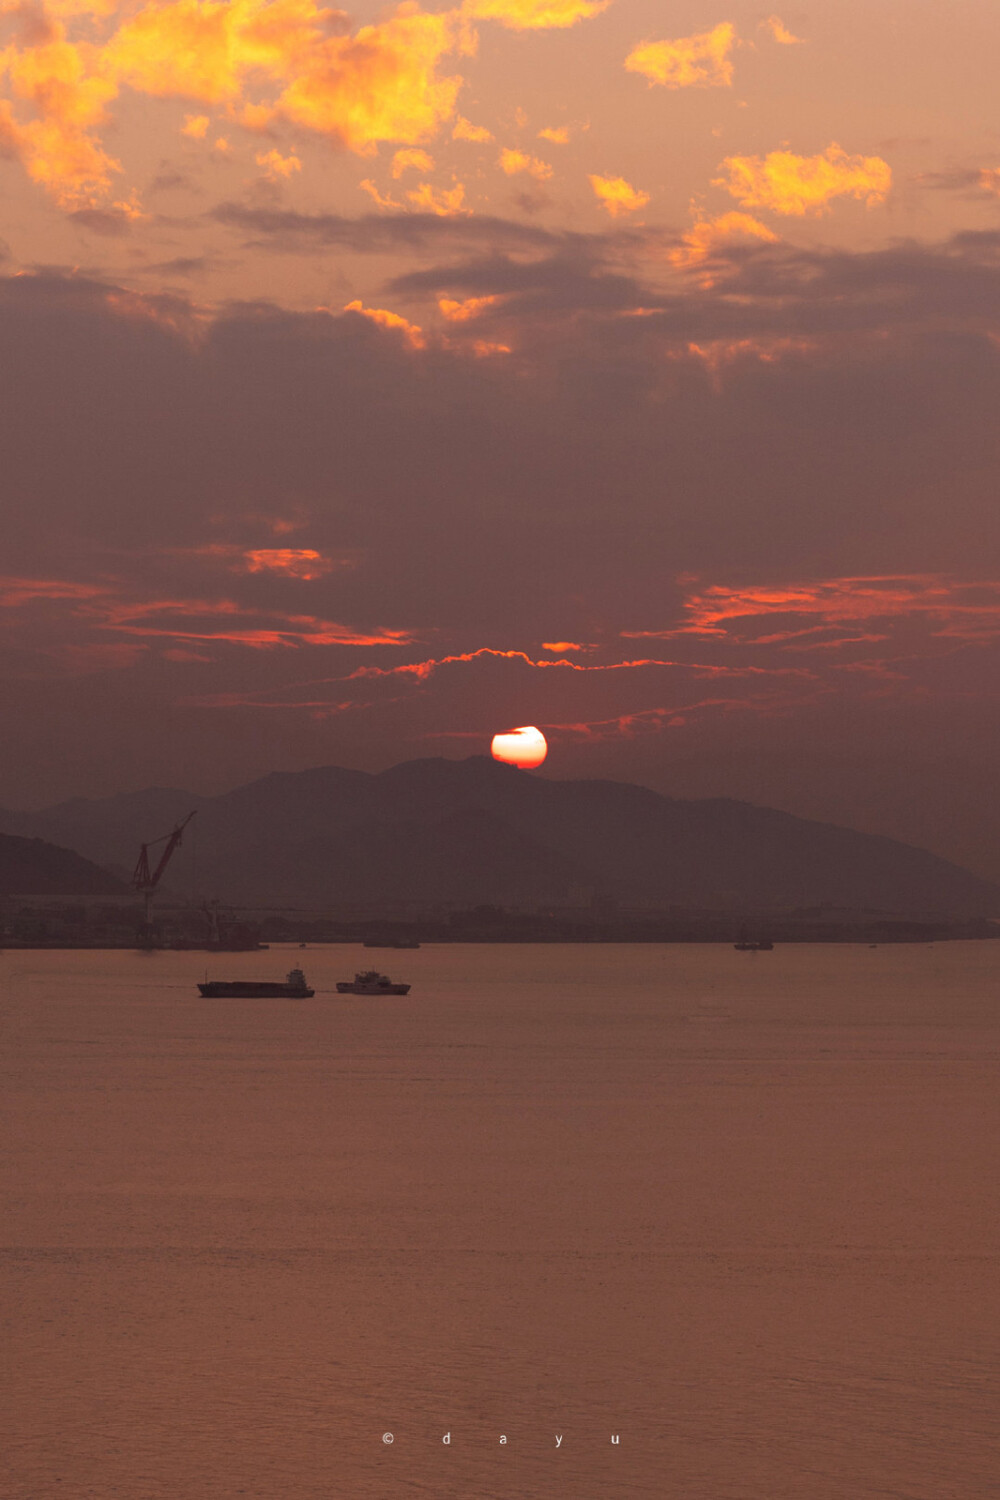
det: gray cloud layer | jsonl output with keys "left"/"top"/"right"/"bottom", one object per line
{"left": 2, "top": 227, "right": 1000, "bottom": 877}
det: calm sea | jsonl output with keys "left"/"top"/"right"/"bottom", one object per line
{"left": 3, "top": 942, "right": 999, "bottom": 1498}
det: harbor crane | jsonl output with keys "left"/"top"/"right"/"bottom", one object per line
{"left": 132, "top": 811, "right": 197, "bottom": 933}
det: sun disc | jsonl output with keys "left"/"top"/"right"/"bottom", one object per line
{"left": 491, "top": 725, "right": 548, "bottom": 769}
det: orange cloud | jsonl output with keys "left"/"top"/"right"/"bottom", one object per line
{"left": 684, "top": 337, "right": 814, "bottom": 383}
{"left": 537, "top": 124, "right": 569, "bottom": 143}
{"left": 670, "top": 210, "right": 778, "bottom": 265}
{"left": 262, "top": 513, "right": 306, "bottom": 535}
{"left": 173, "top": 542, "right": 355, "bottom": 575}
{"left": 343, "top": 299, "right": 426, "bottom": 347}
{"left": 0, "top": 575, "right": 106, "bottom": 607}
{"left": 588, "top": 172, "right": 649, "bottom": 216}
{"left": 113, "top": 618, "right": 411, "bottom": 650}
{"left": 39, "top": 0, "right": 122, "bottom": 15}
{"left": 105, "top": 0, "right": 270, "bottom": 103}
{"left": 625, "top": 577, "right": 1000, "bottom": 648}
{"left": 241, "top": 548, "right": 335, "bottom": 578}
{"left": 438, "top": 294, "right": 498, "bottom": 320}
{"left": 109, "top": 186, "right": 146, "bottom": 219}
{"left": 452, "top": 114, "right": 493, "bottom": 142}
{"left": 542, "top": 640, "right": 587, "bottom": 651}
{"left": 625, "top": 22, "right": 735, "bottom": 89}
{"left": 499, "top": 146, "right": 552, "bottom": 180}
{"left": 392, "top": 145, "right": 435, "bottom": 176}
{"left": 1, "top": 0, "right": 473, "bottom": 204}
{"left": 760, "top": 14, "right": 802, "bottom": 44}
{"left": 715, "top": 143, "right": 892, "bottom": 216}
{"left": 359, "top": 177, "right": 401, "bottom": 208}
{"left": 102, "top": 595, "right": 414, "bottom": 650}
{"left": 978, "top": 168, "right": 1000, "bottom": 196}
{"left": 271, "top": 5, "right": 469, "bottom": 152}
{"left": 255, "top": 146, "right": 301, "bottom": 177}
{"left": 346, "top": 645, "right": 803, "bottom": 684}
{"left": 461, "top": 0, "right": 609, "bottom": 30}
{"left": 405, "top": 179, "right": 468, "bottom": 214}
{"left": 0, "top": 574, "right": 414, "bottom": 657}
{"left": 0, "top": 22, "right": 121, "bottom": 205}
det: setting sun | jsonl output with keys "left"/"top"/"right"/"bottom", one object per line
{"left": 491, "top": 726, "right": 548, "bottom": 768}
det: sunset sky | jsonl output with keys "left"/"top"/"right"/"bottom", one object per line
{"left": 3, "top": 0, "right": 1000, "bottom": 877}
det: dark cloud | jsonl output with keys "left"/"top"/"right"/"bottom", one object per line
{"left": 146, "top": 256, "right": 214, "bottom": 277}
{"left": 916, "top": 167, "right": 1000, "bottom": 196}
{"left": 2, "top": 232, "right": 1000, "bottom": 850}
{"left": 379, "top": 230, "right": 1000, "bottom": 346}
{"left": 510, "top": 189, "right": 552, "bottom": 215}
{"left": 68, "top": 207, "right": 136, "bottom": 238}
{"left": 211, "top": 202, "right": 562, "bottom": 254}
{"left": 388, "top": 248, "right": 648, "bottom": 313}
{"left": 148, "top": 169, "right": 198, "bottom": 195}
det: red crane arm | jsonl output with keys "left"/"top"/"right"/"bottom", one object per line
{"left": 132, "top": 811, "right": 197, "bottom": 892}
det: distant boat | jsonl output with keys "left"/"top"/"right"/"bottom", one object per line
{"left": 336, "top": 970, "right": 411, "bottom": 995}
{"left": 198, "top": 967, "right": 314, "bottom": 998}
{"left": 734, "top": 929, "right": 774, "bottom": 951}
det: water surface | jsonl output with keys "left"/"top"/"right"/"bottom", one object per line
{"left": 3, "top": 942, "right": 999, "bottom": 1497}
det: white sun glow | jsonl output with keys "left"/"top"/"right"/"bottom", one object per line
{"left": 491, "top": 725, "right": 548, "bottom": 768}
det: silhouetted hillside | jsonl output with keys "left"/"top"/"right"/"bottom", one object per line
{"left": 0, "top": 833, "right": 127, "bottom": 895}
{"left": 2, "top": 757, "right": 996, "bottom": 917}
{"left": 0, "top": 787, "right": 200, "bottom": 871}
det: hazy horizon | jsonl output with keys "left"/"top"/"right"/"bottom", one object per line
{"left": 7, "top": 748, "right": 1000, "bottom": 889}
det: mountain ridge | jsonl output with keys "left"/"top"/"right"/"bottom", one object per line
{"left": 0, "top": 833, "right": 127, "bottom": 896}
{"left": 0, "top": 756, "right": 994, "bottom": 917}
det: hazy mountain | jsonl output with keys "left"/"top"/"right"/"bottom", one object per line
{"left": 1, "top": 757, "right": 995, "bottom": 917}
{"left": 645, "top": 751, "right": 1000, "bottom": 887}
{"left": 0, "top": 787, "right": 201, "bottom": 872}
{"left": 0, "top": 833, "right": 127, "bottom": 896}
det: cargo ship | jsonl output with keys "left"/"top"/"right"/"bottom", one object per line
{"left": 336, "top": 970, "right": 411, "bottom": 995}
{"left": 198, "top": 967, "right": 314, "bottom": 998}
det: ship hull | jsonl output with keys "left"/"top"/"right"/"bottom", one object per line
{"left": 336, "top": 982, "right": 411, "bottom": 995}
{"left": 198, "top": 982, "right": 314, "bottom": 997}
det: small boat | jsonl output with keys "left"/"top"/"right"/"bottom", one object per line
{"left": 336, "top": 969, "right": 411, "bottom": 995}
{"left": 734, "top": 937, "right": 774, "bottom": 952}
{"left": 198, "top": 967, "right": 315, "bottom": 998}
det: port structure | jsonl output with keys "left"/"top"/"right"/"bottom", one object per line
{"left": 132, "top": 811, "right": 197, "bottom": 938}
